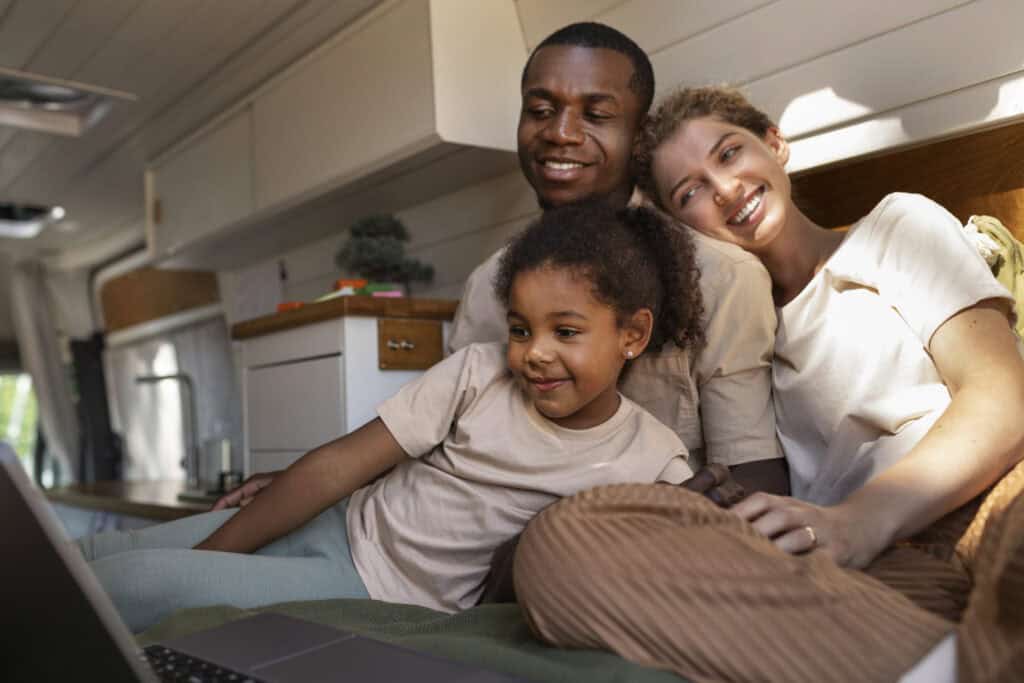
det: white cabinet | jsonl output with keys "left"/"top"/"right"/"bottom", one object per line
{"left": 147, "top": 108, "right": 253, "bottom": 258}
{"left": 238, "top": 311, "right": 450, "bottom": 475}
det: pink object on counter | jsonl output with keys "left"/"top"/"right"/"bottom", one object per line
{"left": 371, "top": 290, "right": 404, "bottom": 298}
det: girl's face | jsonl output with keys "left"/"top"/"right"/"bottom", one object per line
{"left": 506, "top": 266, "right": 648, "bottom": 430}
{"left": 651, "top": 116, "right": 791, "bottom": 253}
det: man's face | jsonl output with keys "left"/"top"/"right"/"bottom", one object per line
{"left": 517, "top": 45, "right": 642, "bottom": 209}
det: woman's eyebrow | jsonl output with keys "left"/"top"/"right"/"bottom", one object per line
{"left": 668, "top": 132, "right": 737, "bottom": 198}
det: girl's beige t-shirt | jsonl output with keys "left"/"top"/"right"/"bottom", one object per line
{"left": 347, "top": 341, "right": 692, "bottom": 612}
{"left": 775, "top": 193, "right": 1015, "bottom": 505}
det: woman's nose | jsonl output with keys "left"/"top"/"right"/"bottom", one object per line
{"left": 712, "top": 174, "right": 741, "bottom": 207}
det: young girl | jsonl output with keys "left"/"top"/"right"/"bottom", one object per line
{"left": 80, "top": 201, "right": 704, "bottom": 632}
{"left": 513, "top": 87, "right": 1024, "bottom": 682}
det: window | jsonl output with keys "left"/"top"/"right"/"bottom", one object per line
{"left": 0, "top": 373, "right": 38, "bottom": 475}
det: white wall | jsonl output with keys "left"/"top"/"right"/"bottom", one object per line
{"left": 221, "top": 0, "right": 1024, "bottom": 321}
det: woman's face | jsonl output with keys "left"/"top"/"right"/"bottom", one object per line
{"left": 651, "top": 116, "right": 791, "bottom": 253}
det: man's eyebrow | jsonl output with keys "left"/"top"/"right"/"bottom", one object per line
{"left": 522, "top": 88, "right": 619, "bottom": 105}
{"left": 668, "top": 132, "right": 737, "bottom": 198}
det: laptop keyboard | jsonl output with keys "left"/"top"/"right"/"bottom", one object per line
{"left": 142, "top": 644, "right": 266, "bottom": 683}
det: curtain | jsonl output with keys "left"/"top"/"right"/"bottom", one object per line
{"left": 10, "top": 261, "right": 79, "bottom": 483}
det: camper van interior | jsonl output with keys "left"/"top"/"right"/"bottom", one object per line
{"left": 4, "top": 0, "right": 1024, "bottom": 681}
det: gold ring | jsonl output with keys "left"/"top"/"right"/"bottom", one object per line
{"left": 805, "top": 525, "right": 817, "bottom": 547}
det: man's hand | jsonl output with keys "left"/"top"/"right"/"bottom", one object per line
{"left": 211, "top": 471, "right": 279, "bottom": 510}
{"left": 684, "top": 463, "right": 747, "bottom": 507}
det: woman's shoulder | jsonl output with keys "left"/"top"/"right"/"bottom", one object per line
{"left": 856, "top": 192, "right": 958, "bottom": 236}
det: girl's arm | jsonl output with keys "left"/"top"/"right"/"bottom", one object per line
{"left": 195, "top": 418, "right": 407, "bottom": 554}
{"left": 733, "top": 300, "right": 1024, "bottom": 568}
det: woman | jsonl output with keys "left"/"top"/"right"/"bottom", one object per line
{"left": 512, "top": 87, "right": 1024, "bottom": 683}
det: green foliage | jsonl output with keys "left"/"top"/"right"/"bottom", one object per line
{"left": 335, "top": 214, "right": 434, "bottom": 291}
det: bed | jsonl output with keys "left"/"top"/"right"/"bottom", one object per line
{"left": 137, "top": 119, "right": 1024, "bottom": 682}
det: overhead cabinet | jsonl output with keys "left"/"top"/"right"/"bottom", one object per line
{"left": 146, "top": 0, "right": 526, "bottom": 269}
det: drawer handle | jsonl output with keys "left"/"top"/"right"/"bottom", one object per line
{"left": 387, "top": 339, "right": 416, "bottom": 351}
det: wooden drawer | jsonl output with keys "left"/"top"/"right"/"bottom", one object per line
{"left": 377, "top": 318, "right": 443, "bottom": 370}
{"left": 246, "top": 355, "right": 345, "bottom": 451}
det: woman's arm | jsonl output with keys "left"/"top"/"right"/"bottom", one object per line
{"left": 195, "top": 418, "right": 407, "bottom": 554}
{"left": 733, "top": 300, "right": 1024, "bottom": 568}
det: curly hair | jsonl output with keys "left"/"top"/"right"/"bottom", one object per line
{"left": 634, "top": 86, "right": 776, "bottom": 201}
{"left": 494, "top": 201, "right": 704, "bottom": 352}
{"left": 523, "top": 22, "right": 655, "bottom": 115}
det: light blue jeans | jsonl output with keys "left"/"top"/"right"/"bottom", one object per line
{"left": 79, "top": 498, "right": 369, "bottom": 632}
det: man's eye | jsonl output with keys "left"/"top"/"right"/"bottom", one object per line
{"left": 586, "top": 110, "right": 613, "bottom": 121}
{"left": 509, "top": 325, "right": 529, "bottom": 339}
{"left": 526, "top": 106, "right": 554, "bottom": 118}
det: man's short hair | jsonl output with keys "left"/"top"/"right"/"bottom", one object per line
{"left": 522, "top": 22, "right": 655, "bottom": 115}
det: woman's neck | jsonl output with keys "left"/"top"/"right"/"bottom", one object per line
{"left": 756, "top": 205, "right": 844, "bottom": 307}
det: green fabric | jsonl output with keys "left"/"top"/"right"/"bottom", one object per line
{"left": 970, "top": 215, "right": 1024, "bottom": 339}
{"left": 138, "top": 600, "right": 686, "bottom": 683}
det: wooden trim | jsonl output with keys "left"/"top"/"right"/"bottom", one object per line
{"left": 377, "top": 319, "right": 443, "bottom": 370}
{"left": 100, "top": 267, "right": 220, "bottom": 332}
{"left": 45, "top": 480, "right": 209, "bottom": 522}
{"left": 232, "top": 295, "right": 459, "bottom": 340}
{"left": 792, "top": 120, "right": 1024, "bottom": 241}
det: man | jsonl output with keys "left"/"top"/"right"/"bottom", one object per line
{"left": 450, "top": 22, "right": 787, "bottom": 496}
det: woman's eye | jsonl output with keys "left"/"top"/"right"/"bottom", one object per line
{"left": 721, "top": 145, "right": 740, "bottom": 162}
{"left": 678, "top": 186, "right": 698, "bottom": 207}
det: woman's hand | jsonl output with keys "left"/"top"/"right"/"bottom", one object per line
{"left": 211, "top": 471, "right": 279, "bottom": 510}
{"left": 730, "top": 493, "right": 888, "bottom": 568}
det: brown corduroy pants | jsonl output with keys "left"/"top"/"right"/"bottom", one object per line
{"left": 514, "top": 461, "right": 1024, "bottom": 683}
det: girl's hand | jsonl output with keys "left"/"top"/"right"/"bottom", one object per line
{"left": 729, "top": 493, "right": 888, "bottom": 568}
{"left": 211, "top": 471, "right": 279, "bottom": 510}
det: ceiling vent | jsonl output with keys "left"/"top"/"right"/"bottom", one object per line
{"left": 0, "top": 66, "right": 136, "bottom": 137}
{"left": 0, "top": 202, "right": 64, "bottom": 239}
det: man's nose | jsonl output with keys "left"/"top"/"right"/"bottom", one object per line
{"left": 543, "top": 109, "right": 585, "bottom": 146}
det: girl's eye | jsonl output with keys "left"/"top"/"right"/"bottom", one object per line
{"left": 555, "top": 327, "right": 580, "bottom": 338}
{"left": 509, "top": 325, "right": 529, "bottom": 339}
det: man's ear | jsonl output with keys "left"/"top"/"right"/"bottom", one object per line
{"left": 621, "top": 308, "right": 654, "bottom": 358}
{"left": 765, "top": 126, "right": 790, "bottom": 167}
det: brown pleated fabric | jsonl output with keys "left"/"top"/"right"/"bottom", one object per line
{"left": 514, "top": 463, "right": 1024, "bottom": 683}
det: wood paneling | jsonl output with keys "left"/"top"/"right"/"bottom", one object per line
{"left": 377, "top": 318, "right": 443, "bottom": 370}
{"left": 792, "top": 120, "right": 1024, "bottom": 242}
{"left": 100, "top": 267, "right": 220, "bottom": 332}
{"left": 232, "top": 295, "right": 458, "bottom": 340}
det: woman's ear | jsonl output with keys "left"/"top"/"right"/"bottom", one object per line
{"left": 765, "top": 126, "right": 790, "bottom": 166}
{"left": 621, "top": 308, "right": 655, "bottom": 359}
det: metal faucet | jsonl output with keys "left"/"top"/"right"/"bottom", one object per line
{"left": 135, "top": 372, "right": 200, "bottom": 491}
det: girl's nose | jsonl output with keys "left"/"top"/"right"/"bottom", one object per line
{"left": 526, "top": 341, "right": 554, "bottom": 364}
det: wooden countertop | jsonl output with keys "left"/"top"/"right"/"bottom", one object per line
{"left": 231, "top": 295, "right": 459, "bottom": 340}
{"left": 45, "top": 480, "right": 213, "bottom": 521}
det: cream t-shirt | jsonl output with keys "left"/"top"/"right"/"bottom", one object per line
{"left": 446, "top": 230, "right": 780, "bottom": 469}
{"left": 775, "top": 193, "right": 1016, "bottom": 505}
{"left": 347, "top": 342, "right": 692, "bottom": 612}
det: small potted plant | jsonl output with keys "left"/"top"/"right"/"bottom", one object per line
{"left": 335, "top": 214, "right": 434, "bottom": 296}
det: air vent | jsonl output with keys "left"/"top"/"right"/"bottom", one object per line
{"left": 0, "top": 66, "right": 135, "bottom": 137}
{"left": 0, "top": 202, "right": 64, "bottom": 239}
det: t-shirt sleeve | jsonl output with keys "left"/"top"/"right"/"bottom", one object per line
{"left": 655, "top": 456, "right": 695, "bottom": 484}
{"left": 693, "top": 242, "right": 782, "bottom": 466}
{"left": 446, "top": 250, "right": 508, "bottom": 354}
{"left": 870, "top": 194, "right": 1014, "bottom": 347}
{"left": 377, "top": 344, "right": 503, "bottom": 458}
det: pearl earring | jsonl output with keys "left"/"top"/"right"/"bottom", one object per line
{"left": 625, "top": 350, "right": 634, "bottom": 359}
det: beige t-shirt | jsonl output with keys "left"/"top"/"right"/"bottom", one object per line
{"left": 347, "top": 342, "right": 692, "bottom": 612}
{"left": 446, "top": 231, "right": 780, "bottom": 469}
{"left": 776, "top": 193, "right": 1016, "bottom": 505}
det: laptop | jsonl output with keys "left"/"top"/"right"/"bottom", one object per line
{"left": 1, "top": 450, "right": 526, "bottom": 682}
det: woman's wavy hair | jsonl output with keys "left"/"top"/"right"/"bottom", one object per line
{"left": 494, "top": 200, "right": 704, "bottom": 352}
{"left": 633, "top": 86, "right": 776, "bottom": 203}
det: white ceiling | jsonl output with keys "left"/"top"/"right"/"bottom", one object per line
{"left": 0, "top": 0, "right": 381, "bottom": 263}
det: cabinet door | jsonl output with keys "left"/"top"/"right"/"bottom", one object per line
{"left": 149, "top": 108, "right": 253, "bottom": 257}
{"left": 246, "top": 355, "right": 346, "bottom": 451}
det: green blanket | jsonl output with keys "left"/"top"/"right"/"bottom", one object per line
{"left": 138, "top": 599, "right": 685, "bottom": 682}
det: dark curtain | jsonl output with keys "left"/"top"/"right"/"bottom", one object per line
{"left": 70, "top": 333, "right": 122, "bottom": 482}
